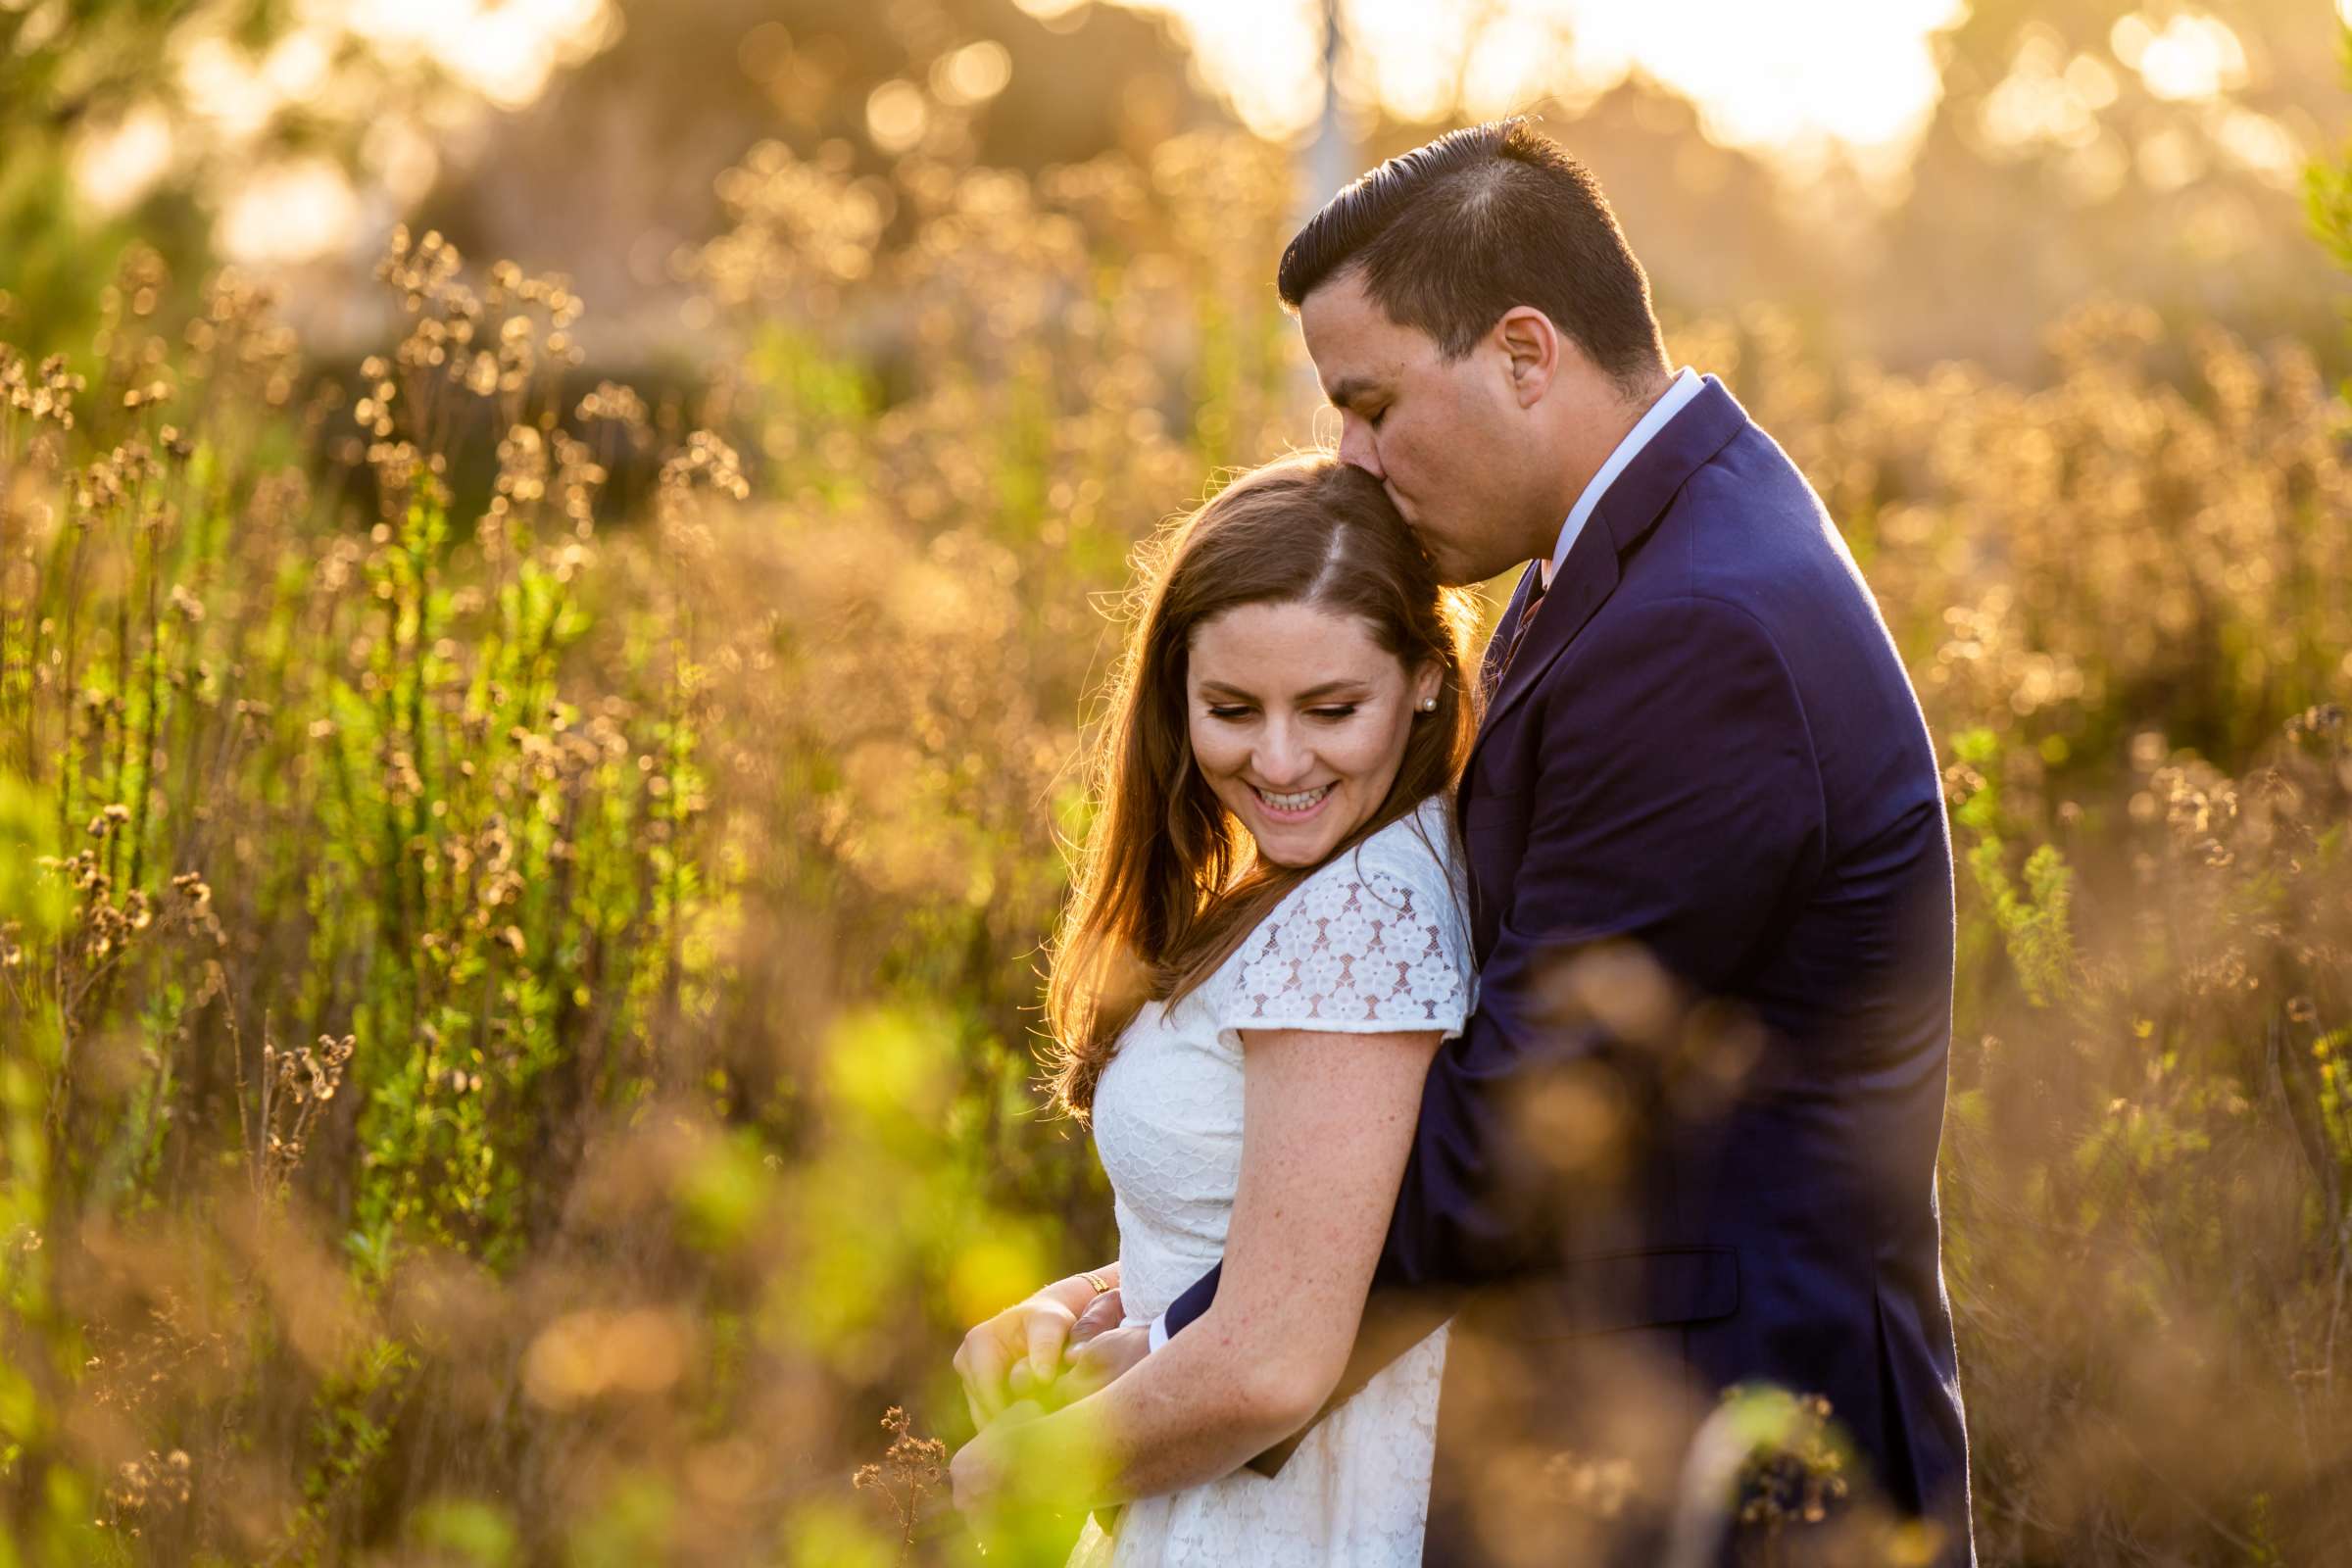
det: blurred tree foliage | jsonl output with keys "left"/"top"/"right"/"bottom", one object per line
{"left": 1342, "top": 0, "right": 2348, "bottom": 377}
{"left": 1875, "top": 0, "right": 2346, "bottom": 369}
{"left": 1, "top": 0, "right": 275, "bottom": 131}
{"left": 415, "top": 0, "right": 1229, "bottom": 350}
{"left": 2306, "top": 24, "right": 2352, "bottom": 345}
{"left": 0, "top": 0, "right": 523, "bottom": 361}
{"left": 0, "top": 1, "right": 284, "bottom": 354}
{"left": 14, "top": 1, "right": 2346, "bottom": 381}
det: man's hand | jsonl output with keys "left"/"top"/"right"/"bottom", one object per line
{"left": 1070, "top": 1282, "right": 1126, "bottom": 1347}
{"left": 954, "top": 1272, "right": 1115, "bottom": 1429}
{"left": 1055, "top": 1321, "right": 1150, "bottom": 1401}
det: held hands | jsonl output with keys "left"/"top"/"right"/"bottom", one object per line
{"left": 951, "top": 1273, "right": 1153, "bottom": 1542}
{"left": 1046, "top": 1316, "right": 1151, "bottom": 1405}
{"left": 954, "top": 1271, "right": 1140, "bottom": 1430}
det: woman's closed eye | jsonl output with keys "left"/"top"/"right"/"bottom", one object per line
{"left": 1203, "top": 704, "right": 1360, "bottom": 721}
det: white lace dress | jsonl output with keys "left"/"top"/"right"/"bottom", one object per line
{"left": 1069, "top": 797, "right": 1475, "bottom": 1567}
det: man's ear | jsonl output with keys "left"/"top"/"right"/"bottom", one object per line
{"left": 1494, "top": 306, "right": 1559, "bottom": 409}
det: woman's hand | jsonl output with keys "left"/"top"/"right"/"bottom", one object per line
{"left": 954, "top": 1267, "right": 1117, "bottom": 1428}
{"left": 952, "top": 1399, "right": 1102, "bottom": 1555}
{"left": 950, "top": 1404, "right": 1021, "bottom": 1517}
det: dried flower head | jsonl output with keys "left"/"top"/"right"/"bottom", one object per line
{"left": 853, "top": 1405, "right": 947, "bottom": 1549}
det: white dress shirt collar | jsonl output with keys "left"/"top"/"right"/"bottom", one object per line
{"left": 1541, "top": 366, "right": 1704, "bottom": 588}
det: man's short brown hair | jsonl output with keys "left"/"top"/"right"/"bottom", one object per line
{"left": 1278, "top": 120, "right": 1668, "bottom": 394}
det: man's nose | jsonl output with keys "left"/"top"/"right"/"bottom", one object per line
{"left": 1337, "top": 416, "right": 1384, "bottom": 479}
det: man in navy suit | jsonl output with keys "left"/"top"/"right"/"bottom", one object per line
{"left": 968, "top": 120, "right": 1973, "bottom": 1563}
{"left": 1140, "top": 120, "right": 1975, "bottom": 1564}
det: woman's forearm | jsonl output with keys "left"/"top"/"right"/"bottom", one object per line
{"left": 969, "top": 1025, "right": 1444, "bottom": 1513}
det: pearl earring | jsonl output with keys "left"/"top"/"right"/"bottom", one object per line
{"left": 1418, "top": 697, "right": 1438, "bottom": 712}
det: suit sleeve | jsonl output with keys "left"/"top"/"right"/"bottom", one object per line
{"left": 1164, "top": 594, "right": 1824, "bottom": 1348}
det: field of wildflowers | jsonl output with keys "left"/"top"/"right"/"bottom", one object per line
{"left": 1, "top": 109, "right": 2348, "bottom": 1567}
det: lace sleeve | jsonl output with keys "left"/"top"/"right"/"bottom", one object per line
{"left": 1221, "top": 858, "right": 1472, "bottom": 1040}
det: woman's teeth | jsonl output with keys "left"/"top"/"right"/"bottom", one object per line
{"left": 1255, "top": 784, "right": 1333, "bottom": 812}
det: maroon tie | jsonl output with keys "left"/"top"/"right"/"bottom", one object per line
{"left": 1495, "top": 572, "right": 1547, "bottom": 686}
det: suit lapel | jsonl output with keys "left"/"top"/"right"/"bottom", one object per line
{"left": 1464, "top": 377, "right": 1750, "bottom": 775}
{"left": 1468, "top": 535, "right": 1615, "bottom": 778}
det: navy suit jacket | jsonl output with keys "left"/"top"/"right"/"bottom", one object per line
{"left": 1160, "top": 377, "right": 1973, "bottom": 1558}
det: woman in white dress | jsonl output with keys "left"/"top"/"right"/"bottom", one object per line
{"left": 950, "top": 453, "right": 1482, "bottom": 1565}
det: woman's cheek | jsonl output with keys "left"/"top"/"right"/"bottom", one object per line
{"left": 1188, "top": 720, "right": 1251, "bottom": 790}
{"left": 1346, "top": 710, "right": 1411, "bottom": 777}
{"left": 1186, "top": 717, "right": 1223, "bottom": 769}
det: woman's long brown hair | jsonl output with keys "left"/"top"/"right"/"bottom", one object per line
{"left": 1044, "top": 453, "right": 1480, "bottom": 1121}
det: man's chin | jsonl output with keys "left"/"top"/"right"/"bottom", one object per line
{"left": 1463, "top": 541, "right": 1541, "bottom": 587}
{"left": 1404, "top": 526, "right": 1512, "bottom": 588}
{"left": 1429, "top": 547, "right": 1513, "bottom": 590}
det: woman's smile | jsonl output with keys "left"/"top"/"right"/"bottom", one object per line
{"left": 1250, "top": 781, "right": 1335, "bottom": 818}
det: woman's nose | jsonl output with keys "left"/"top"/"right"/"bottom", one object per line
{"left": 1252, "top": 720, "right": 1313, "bottom": 787}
